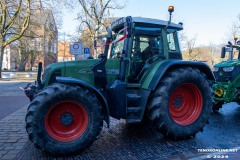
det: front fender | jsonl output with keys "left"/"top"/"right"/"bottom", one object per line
{"left": 141, "top": 60, "right": 215, "bottom": 91}
{"left": 56, "top": 77, "right": 110, "bottom": 127}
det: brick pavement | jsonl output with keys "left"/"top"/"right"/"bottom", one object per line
{"left": 0, "top": 105, "right": 28, "bottom": 160}
{"left": 0, "top": 102, "right": 240, "bottom": 159}
{"left": 16, "top": 118, "right": 201, "bottom": 160}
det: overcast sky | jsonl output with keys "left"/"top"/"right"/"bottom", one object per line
{"left": 60, "top": 0, "right": 240, "bottom": 46}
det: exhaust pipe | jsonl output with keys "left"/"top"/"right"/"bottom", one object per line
{"left": 37, "top": 62, "right": 43, "bottom": 89}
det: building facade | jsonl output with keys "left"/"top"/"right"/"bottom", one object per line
{"left": 57, "top": 42, "right": 75, "bottom": 62}
{"left": 29, "top": 8, "right": 58, "bottom": 68}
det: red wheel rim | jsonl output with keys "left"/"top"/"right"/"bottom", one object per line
{"left": 45, "top": 100, "right": 88, "bottom": 142}
{"left": 169, "top": 83, "right": 203, "bottom": 126}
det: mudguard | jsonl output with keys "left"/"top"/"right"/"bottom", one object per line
{"left": 141, "top": 60, "right": 215, "bottom": 91}
{"left": 56, "top": 77, "right": 110, "bottom": 127}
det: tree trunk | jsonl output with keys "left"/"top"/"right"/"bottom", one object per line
{"left": 19, "top": 60, "right": 27, "bottom": 71}
{"left": 18, "top": 48, "right": 28, "bottom": 71}
{"left": 0, "top": 44, "right": 4, "bottom": 78}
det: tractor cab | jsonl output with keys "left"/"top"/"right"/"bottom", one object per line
{"left": 107, "top": 16, "right": 183, "bottom": 83}
{"left": 95, "top": 15, "right": 183, "bottom": 89}
{"left": 220, "top": 40, "right": 240, "bottom": 61}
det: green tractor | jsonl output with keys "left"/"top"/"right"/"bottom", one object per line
{"left": 212, "top": 37, "right": 240, "bottom": 112}
{"left": 23, "top": 7, "right": 214, "bottom": 155}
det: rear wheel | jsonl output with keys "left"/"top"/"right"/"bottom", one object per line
{"left": 147, "top": 67, "right": 212, "bottom": 139}
{"left": 25, "top": 83, "right": 103, "bottom": 155}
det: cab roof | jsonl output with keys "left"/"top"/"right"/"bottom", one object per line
{"left": 111, "top": 16, "right": 183, "bottom": 31}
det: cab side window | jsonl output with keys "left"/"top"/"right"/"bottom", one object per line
{"left": 167, "top": 33, "right": 176, "bottom": 51}
{"left": 167, "top": 30, "right": 182, "bottom": 59}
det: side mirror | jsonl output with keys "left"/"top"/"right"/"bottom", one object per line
{"left": 221, "top": 47, "right": 226, "bottom": 58}
{"left": 106, "top": 27, "right": 112, "bottom": 39}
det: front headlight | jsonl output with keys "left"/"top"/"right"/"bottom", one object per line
{"left": 213, "top": 67, "right": 219, "bottom": 72}
{"left": 214, "top": 88, "right": 224, "bottom": 97}
{"left": 222, "top": 66, "right": 234, "bottom": 72}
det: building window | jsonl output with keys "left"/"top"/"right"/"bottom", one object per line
{"left": 36, "top": 37, "right": 42, "bottom": 51}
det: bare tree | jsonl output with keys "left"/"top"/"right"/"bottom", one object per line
{"left": 76, "top": 0, "right": 126, "bottom": 57}
{"left": 14, "top": 1, "right": 46, "bottom": 71}
{"left": 18, "top": 37, "right": 31, "bottom": 71}
{"left": 208, "top": 42, "right": 222, "bottom": 64}
{"left": 223, "top": 14, "right": 240, "bottom": 44}
{"left": 16, "top": 1, "right": 59, "bottom": 71}
{"left": 0, "top": 0, "right": 31, "bottom": 78}
{"left": 36, "top": 0, "right": 76, "bottom": 29}
{"left": 181, "top": 35, "right": 197, "bottom": 60}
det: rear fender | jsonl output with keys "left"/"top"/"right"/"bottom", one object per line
{"left": 56, "top": 77, "right": 110, "bottom": 127}
{"left": 142, "top": 60, "right": 215, "bottom": 91}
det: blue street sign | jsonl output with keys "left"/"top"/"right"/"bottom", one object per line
{"left": 84, "top": 48, "right": 90, "bottom": 54}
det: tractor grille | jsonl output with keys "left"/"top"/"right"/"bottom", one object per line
{"left": 214, "top": 66, "right": 240, "bottom": 82}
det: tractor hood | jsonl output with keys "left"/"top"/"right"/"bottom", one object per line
{"left": 42, "top": 58, "right": 120, "bottom": 87}
{"left": 42, "top": 59, "right": 98, "bottom": 87}
{"left": 46, "top": 59, "right": 98, "bottom": 70}
{"left": 44, "top": 59, "right": 100, "bottom": 77}
{"left": 214, "top": 60, "right": 240, "bottom": 68}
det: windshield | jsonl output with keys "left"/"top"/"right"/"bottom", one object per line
{"left": 110, "top": 28, "right": 127, "bottom": 58}
{"left": 111, "top": 34, "right": 124, "bottom": 58}
{"left": 224, "top": 47, "right": 240, "bottom": 60}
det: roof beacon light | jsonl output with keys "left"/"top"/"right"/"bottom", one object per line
{"left": 167, "top": 6, "right": 174, "bottom": 28}
{"left": 168, "top": 6, "right": 174, "bottom": 13}
{"left": 234, "top": 35, "right": 238, "bottom": 44}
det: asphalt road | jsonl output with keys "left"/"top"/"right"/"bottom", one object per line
{"left": 1, "top": 82, "right": 240, "bottom": 159}
{"left": 0, "top": 82, "right": 30, "bottom": 120}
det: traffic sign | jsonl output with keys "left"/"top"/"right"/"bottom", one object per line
{"left": 84, "top": 48, "right": 90, "bottom": 54}
{"left": 83, "top": 48, "right": 90, "bottom": 54}
{"left": 70, "top": 42, "right": 82, "bottom": 55}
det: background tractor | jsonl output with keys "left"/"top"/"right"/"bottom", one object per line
{"left": 212, "top": 37, "right": 240, "bottom": 112}
{"left": 24, "top": 7, "right": 214, "bottom": 156}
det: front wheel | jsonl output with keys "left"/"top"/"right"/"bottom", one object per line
{"left": 147, "top": 67, "right": 212, "bottom": 140}
{"left": 25, "top": 83, "right": 103, "bottom": 155}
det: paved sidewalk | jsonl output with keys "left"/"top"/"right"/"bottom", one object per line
{"left": 0, "top": 105, "right": 28, "bottom": 160}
